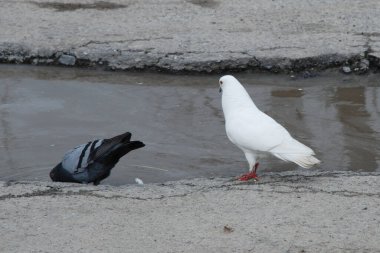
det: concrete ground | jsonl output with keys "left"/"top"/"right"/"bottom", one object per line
{"left": 1, "top": 172, "right": 380, "bottom": 253}
{"left": 0, "top": 0, "right": 379, "bottom": 72}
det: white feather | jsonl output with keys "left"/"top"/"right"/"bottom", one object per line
{"left": 220, "top": 75, "right": 320, "bottom": 171}
{"left": 135, "top": 178, "right": 144, "bottom": 185}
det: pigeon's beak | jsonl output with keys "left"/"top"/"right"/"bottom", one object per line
{"left": 219, "top": 87, "right": 222, "bottom": 93}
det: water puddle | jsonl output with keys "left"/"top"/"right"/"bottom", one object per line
{"left": 0, "top": 65, "right": 379, "bottom": 185}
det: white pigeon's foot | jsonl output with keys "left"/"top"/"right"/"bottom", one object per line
{"left": 238, "top": 162, "right": 259, "bottom": 181}
{"left": 238, "top": 171, "right": 259, "bottom": 181}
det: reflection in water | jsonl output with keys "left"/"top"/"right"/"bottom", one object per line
{"left": 0, "top": 80, "right": 15, "bottom": 170}
{"left": 269, "top": 86, "right": 380, "bottom": 172}
{"left": 365, "top": 87, "right": 380, "bottom": 171}
{"left": 0, "top": 65, "right": 379, "bottom": 184}
{"left": 302, "top": 88, "right": 346, "bottom": 170}
{"left": 271, "top": 89, "right": 304, "bottom": 98}
{"left": 262, "top": 87, "right": 310, "bottom": 170}
{"left": 332, "top": 87, "right": 379, "bottom": 171}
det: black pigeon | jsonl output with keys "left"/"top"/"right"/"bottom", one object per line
{"left": 50, "top": 132, "right": 145, "bottom": 185}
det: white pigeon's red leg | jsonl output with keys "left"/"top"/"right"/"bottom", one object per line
{"left": 238, "top": 162, "right": 259, "bottom": 181}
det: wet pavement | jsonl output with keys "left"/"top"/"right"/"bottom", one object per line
{"left": 0, "top": 65, "right": 379, "bottom": 185}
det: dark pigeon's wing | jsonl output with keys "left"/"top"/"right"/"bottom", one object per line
{"left": 62, "top": 140, "right": 102, "bottom": 173}
{"left": 88, "top": 132, "right": 132, "bottom": 162}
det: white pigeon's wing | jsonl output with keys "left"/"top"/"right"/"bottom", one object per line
{"left": 271, "top": 137, "right": 315, "bottom": 156}
{"left": 226, "top": 109, "right": 320, "bottom": 168}
{"left": 226, "top": 110, "right": 291, "bottom": 152}
{"left": 270, "top": 137, "right": 320, "bottom": 168}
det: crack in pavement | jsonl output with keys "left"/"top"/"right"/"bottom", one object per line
{"left": 257, "top": 184, "right": 380, "bottom": 198}
{"left": 2, "top": 180, "right": 378, "bottom": 201}
{"left": 77, "top": 37, "right": 173, "bottom": 48}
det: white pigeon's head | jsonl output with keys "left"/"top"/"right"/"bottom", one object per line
{"left": 219, "top": 75, "right": 256, "bottom": 112}
{"left": 219, "top": 75, "right": 243, "bottom": 94}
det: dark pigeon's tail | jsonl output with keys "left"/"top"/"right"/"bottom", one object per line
{"left": 110, "top": 131, "right": 132, "bottom": 143}
{"left": 100, "top": 140, "right": 145, "bottom": 165}
{"left": 93, "top": 131, "right": 145, "bottom": 167}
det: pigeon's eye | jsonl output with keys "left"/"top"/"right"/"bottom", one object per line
{"left": 219, "top": 81, "right": 223, "bottom": 85}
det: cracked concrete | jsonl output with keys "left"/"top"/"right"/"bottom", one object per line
{"left": 0, "top": 0, "right": 380, "bottom": 73}
{"left": 1, "top": 172, "right": 380, "bottom": 252}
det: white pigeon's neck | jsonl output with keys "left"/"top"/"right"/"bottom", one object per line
{"left": 222, "top": 84, "right": 260, "bottom": 117}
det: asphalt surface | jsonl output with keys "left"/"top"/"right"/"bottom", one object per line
{"left": 0, "top": 0, "right": 379, "bottom": 72}
{"left": 1, "top": 171, "right": 380, "bottom": 253}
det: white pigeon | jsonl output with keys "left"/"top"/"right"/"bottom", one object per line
{"left": 219, "top": 75, "right": 320, "bottom": 181}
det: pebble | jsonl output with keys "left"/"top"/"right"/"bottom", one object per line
{"left": 359, "top": 59, "right": 370, "bottom": 71}
{"left": 58, "top": 54, "right": 76, "bottom": 66}
{"left": 342, "top": 66, "right": 351, "bottom": 74}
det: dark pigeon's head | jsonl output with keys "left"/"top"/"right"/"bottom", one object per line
{"left": 50, "top": 162, "right": 85, "bottom": 183}
{"left": 49, "top": 167, "right": 57, "bottom": 181}
{"left": 49, "top": 162, "right": 81, "bottom": 183}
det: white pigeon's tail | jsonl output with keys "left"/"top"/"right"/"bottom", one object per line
{"left": 270, "top": 138, "right": 321, "bottom": 169}
{"left": 273, "top": 153, "right": 320, "bottom": 168}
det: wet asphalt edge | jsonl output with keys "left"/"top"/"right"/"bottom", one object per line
{"left": 1, "top": 170, "right": 379, "bottom": 200}
{"left": 0, "top": 43, "right": 379, "bottom": 74}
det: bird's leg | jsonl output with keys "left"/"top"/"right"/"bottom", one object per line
{"left": 251, "top": 162, "right": 259, "bottom": 180}
{"left": 238, "top": 162, "right": 260, "bottom": 181}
